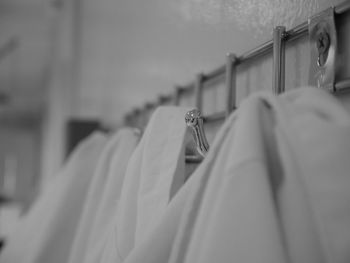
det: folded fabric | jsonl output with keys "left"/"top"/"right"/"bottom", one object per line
{"left": 123, "top": 103, "right": 237, "bottom": 263}
{"left": 68, "top": 128, "right": 139, "bottom": 263}
{"left": 178, "top": 87, "right": 350, "bottom": 263}
{"left": 0, "top": 132, "right": 107, "bottom": 263}
{"left": 123, "top": 87, "right": 350, "bottom": 263}
{"left": 99, "top": 106, "right": 190, "bottom": 263}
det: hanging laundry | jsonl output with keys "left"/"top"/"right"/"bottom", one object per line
{"left": 122, "top": 102, "right": 237, "bottom": 263}
{"left": 123, "top": 87, "right": 350, "bottom": 263}
{"left": 173, "top": 88, "right": 288, "bottom": 263}
{"left": 0, "top": 132, "right": 108, "bottom": 263}
{"left": 68, "top": 128, "right": 140, "bottom": 263}
{"left": 177, "top": 87, "right": 350, "bottom": 263}
{"left": 99, "top": 106, "right": 191, "bottom": 263}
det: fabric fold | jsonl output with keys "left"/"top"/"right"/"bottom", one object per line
{"left": 0, "top": 132, "right": 107, "bottom": 263}
{"left": 100, "top": 106, "right": 191, "bottom": 263}
{"left": 68, "top": 128, "right": 139, "bottom": 263}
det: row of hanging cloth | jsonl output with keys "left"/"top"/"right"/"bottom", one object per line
{"left": 1, "top": 86, "right": 350, "bottom": 263}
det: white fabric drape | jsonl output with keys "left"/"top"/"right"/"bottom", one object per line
{"left": 99, "top": 106, "right": 190, "bottom": 263}
{"left": 0, "top": 132, "right": 108, "bottom": 263}
{"left": 124, "top": 87, "right": 350, "bottom": 263}
{"left": 177, "top": 87, "right": 350, "bottom": 263}
{"left": 68, "top": 129, "right": 139, "bottom": 263}
{"left": 3, "top": 87, "right": 350, "bottom": 263}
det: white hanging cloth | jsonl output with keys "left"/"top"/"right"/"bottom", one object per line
{"left": 122, "top": 93, "right": 239, "bottom": 263}
{"left": 0, "top": 132, "right": 108, "bottom": 263}
{"left": 176, "top": 87, "right": 350, "bottom": 263}
{"left": 68, "top": 128, "right": 140, "bottom": 263}
{"left": 99, "top": 106, "right": 190, "bottom": 263}
{"left": 123, "top": 87, "right": 350, "bottom": 263}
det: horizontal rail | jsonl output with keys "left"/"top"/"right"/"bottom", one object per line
{"left": 124, "top": 1, "right": 350, "bottom": 123}
{"left": 203, "top": 111, "right": 226, "bottom": 123}
{"left": 335, "top": 1, "right": 350, "bottom": 14}
{"left": 190, "top": 1, "right": 350, "bottom": 86}
{"left": 335, "top": 78, "right": 350, "bottom": 92}
{"left": 202, "top": 65, "right": 226, "bottom": 82}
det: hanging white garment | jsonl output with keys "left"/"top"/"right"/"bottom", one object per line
{"left": 0, "top": 132, "right": 107, "bottom": 263}
{"left": 122, "top": 104, "right": 238, "bottom": 263}
{"left": 68, "top": 129, "right": 140, "bottom": 263}
{"left": 99, "top": 106, "right": 190, "bottom": 263}
{"left": 175, "top": 87, "right": 350, "bottom": 263}
{"left": 171, "top": 89, "right": 287, "bottom": 263}
{"left": 123, "top": 87, "right": 350, "bottom": 263}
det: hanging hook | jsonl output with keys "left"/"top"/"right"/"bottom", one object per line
{"left": 185, "top": 109, "right": 209, "bottom": 158}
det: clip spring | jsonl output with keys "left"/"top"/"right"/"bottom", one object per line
{"left": 185, "top": 109, "right": 209, "bottom": 159}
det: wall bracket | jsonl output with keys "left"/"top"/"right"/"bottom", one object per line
{"left": 309, "top": 7, "right": 337, "bottom": 92}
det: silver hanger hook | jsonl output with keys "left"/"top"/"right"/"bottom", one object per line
{"left": 185, "top": 109, "right": 209, "bottom": 158}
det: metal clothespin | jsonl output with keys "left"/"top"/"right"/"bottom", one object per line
{"left": 185, "top": 109, "right": 209, "bottom": 163}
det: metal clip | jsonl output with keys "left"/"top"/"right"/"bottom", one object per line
{"left": 185, "top": 109, "right": 209, "bottom": 158}
{"left": 308, "top": 7, "right": 337, "bottom": 91}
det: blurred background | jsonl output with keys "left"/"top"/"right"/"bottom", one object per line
{"left": 0, "top": 0, "right": 345, "bottom": 235}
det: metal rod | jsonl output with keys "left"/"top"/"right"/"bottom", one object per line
{"left": 335, "top": 78, "right": 350, "bottom": 92}
{"left": 174, "top": 83, "right": 195, "bottom": 105}
{"left": 172, "top": 1, "right": 350, "bottom": 95}
{"left": 335, "top": 1, "right": 350, "bottom": 14}
{"left": 203, "top": 111, "right": 226, "bottom": 123}
{"left": 194, "top": 73, "right": 204, "bottom": 112}
{"left": 178, "top": 0, "right": 350, "bottom": 93}
{"left": 195, "top": 22, "right": 307, "bottom": 79}
{"left": 184, "top": 83, "right": 195, "bottom": 92}
{"left": 225, "top": 53, "right": 237, "bottom": 116}
{"left": 273, "top": 26, "right": 286, "bottom": 94}
{"left": 203, "top": 65, "right": 226, "bottom": 82}
{"left": 238, "top": 40, "right": 273, "bottom": 64}
{"left": 145, "top": 102, "right": 155, "bottom": 110}
{"left": 179, "top": 1, "right": 350, "bottom": 95}
{"left": 158, "top": 94, "right": 173, "bottom": 105}
{"left": 285, "top": 21, "right": 308, "bottom": 42}
{"left": 124, "top": 1, "right": 350, "bottom": 124}
{"left": 173, "top": 86, "right": 182, "bottom": 105}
